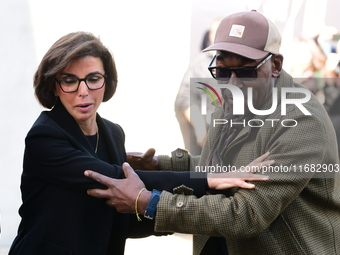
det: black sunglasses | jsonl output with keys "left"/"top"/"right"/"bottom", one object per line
{"left": 208, "top": 54, "right": 272, "bottom": 81}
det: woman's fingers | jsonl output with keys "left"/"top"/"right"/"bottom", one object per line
{"left": 207, "top": 153, "right": 275, "bottom": 190}
{"left": 208, "top": 172, "right": 268, "bottom": 179}
{"left": 250, "top": 151, "right": 270, "bottom": 164}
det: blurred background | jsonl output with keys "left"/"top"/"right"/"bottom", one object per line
{"left": 1, "top": 0, "right": 340, "bottom": 254}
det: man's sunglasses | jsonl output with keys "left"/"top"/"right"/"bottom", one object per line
{"left": 208, "top": 54, "right": 272, "bottom": 81}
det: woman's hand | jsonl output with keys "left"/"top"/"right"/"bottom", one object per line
{"left": 207, "top": 152, "right": 274, "bottom": 190}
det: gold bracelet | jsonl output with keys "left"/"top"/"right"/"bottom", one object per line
{"left": 135, "top": 188, "right": 147, "bottom": 221}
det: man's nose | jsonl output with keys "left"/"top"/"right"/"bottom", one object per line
{"left": 228, "top": 72, "right": 243, "bottom": 88}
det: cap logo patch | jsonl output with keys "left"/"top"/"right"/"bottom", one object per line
{"left": 229, "top": 24, "right": 245, "bottom": 38}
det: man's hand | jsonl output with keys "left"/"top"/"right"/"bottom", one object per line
{"left": 126, "top": 148, "right": 159, "bottom": 170}
{"left": 85, "top": 163, "right": 152, "bottom": 213}
{"left": 207, "top": 152, "right": 273, "bottom": 189}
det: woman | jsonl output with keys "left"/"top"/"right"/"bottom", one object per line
{"left": 10, "top": 32, "right": 134, "bottom": 255}
{"left": 9, "top": 32, "right": 270, "bottom": 255}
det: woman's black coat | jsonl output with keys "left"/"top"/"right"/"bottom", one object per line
{"left": 9, "top": 101, "right": 206, "bottom": 255}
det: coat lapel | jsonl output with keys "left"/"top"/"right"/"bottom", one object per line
{"left": 49, "top": 100, "right": 98, "bottom": 157}
{"left": 203, "top": 71, "right": 292, "bottom": 165}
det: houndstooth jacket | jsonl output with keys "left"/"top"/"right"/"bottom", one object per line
{"left": 156, "top": 70, "right": 340, "bottom": 255}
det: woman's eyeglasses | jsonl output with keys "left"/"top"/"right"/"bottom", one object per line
{"left": 208, "top": 54, "right": 272, "bottom": 81}
{"left": 55, "top": 72, "right": 107, "bottom": 93}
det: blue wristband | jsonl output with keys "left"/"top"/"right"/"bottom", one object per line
{"left": 144, "top": 189, "right": 161, "bottom": 220}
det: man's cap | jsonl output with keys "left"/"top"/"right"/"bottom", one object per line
{"left": 203, "top": 10, "right": 281, "bottom": 60}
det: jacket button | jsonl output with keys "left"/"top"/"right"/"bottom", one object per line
{"left": 176, "top": 201, "right": 184, "bottom": 207}
{"left": 175, "top": 152, "right": 183, "bottom": 158}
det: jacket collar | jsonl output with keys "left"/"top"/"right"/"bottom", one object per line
{"left": 253, "top": 69, "right": 293, "bottom": 122}
{"left": 49, "top": 99, "right": 99, "bottom": 157}
{"left": 211, "top": 70, "right": 293, "bottom": 151}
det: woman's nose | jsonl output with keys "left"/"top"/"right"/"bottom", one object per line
{"left": 78, "top": 81, "right": 89, "bottom": 97}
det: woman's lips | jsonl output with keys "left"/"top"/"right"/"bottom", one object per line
{"left": 75, "top": 103, "right": 93, "bottom": 112}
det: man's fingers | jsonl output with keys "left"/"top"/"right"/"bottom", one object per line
{"left": 87, "top": 188, "right": 110, "bottom": 198}
{"left": 84, "top": 170, "right": 114, "bottom": 186}
{"left": 142, "top": 148, "right": 156, "bottom": 161}
{"left": 122, "top": 162, "right": 137, "bottom": 178}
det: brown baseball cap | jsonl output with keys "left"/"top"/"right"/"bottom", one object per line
{"left": 203, "top": 10, "right": 281, "bottom": 60}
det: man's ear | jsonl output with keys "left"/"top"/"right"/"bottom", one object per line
{"left": 272, "top": 54, "right": 283, "bottom": 78}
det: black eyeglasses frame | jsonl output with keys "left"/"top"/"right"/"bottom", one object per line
{"left": 208, "top": 54, "right": 273, "bottom": 81}
{"left": 55, "top": 72, "right": 107, "bottom": 93}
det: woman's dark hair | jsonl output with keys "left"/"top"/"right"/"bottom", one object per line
{"left": 34, "top": 31, "right": 117, "bottom": 108}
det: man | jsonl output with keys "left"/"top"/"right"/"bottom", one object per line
{"left": 85, "top": 10, "right": 340, "bottom": 255}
